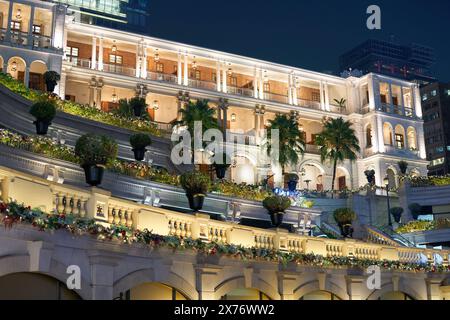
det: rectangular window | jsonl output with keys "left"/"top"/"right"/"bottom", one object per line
{"left": 229, "top": 76, "right": 237, "bottom": 87}
{"left": 65, "top": 46, "right": 79, "bottom": 64}
{"left": 10, "top": 20, "right": 21, "bottom": 31}
{"left": 431, "top": 90, "right": 437, "bottom": 97}
{"left": 194, "top": 70, "right": 201, "bottom": 80}
{"left": 422, "top": 94, "right": 428, "bottom": 101}
{"left": 32, "top": 25, "right": 41, "bottom": 34}
{"left": 446, "top": 89, "right": 450, "bottom": 96}
{"left": 380, "top": 94, "right": 387, "bottom": 104}
{"left": 110, "top": 55, "right": 123, "bottom": 65}
{"left": 212, "top": 72, "right": 217, "bottom": 82}
{"left": 395, "top": 134, "right": 404, "bottom": 149}
{"left": 263, "top": 82, "right": 270, "bottom": 93}
{"left": 311, "top": 91, "right": 321, "bottom": 102}
{"left": 156, "top": 62, "right": 164, "bottom": 73}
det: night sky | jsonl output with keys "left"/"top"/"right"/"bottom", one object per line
{"left": 147, "top": 0, "right": 450, "bottom": 81}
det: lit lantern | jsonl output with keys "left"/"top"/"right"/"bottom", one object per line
{"left": 192, "top": 57, "right": 197, "bottom": 70}
{"left": 111, "top": 41, "right": 118, "bottom": 53}
{"left": 11, "top": 61, "right": 17, "bottom": 72}
{"left": 231, "top": 113, "right": 236, "bottom": 122}
{"left": 111, "top": 90, "right": 118, "bottom": 103}
{"left": 154, "top": 49, "right": 160, "bottom": 62}
{"left": 16, "top": 8, "right": 22, "bottom": 21}
{"left": 153, "top": 100, "right": 159, "bottom": 110}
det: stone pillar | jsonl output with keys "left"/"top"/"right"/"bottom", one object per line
{"left": 324, "top": 82, "right": 330, "bottom": 111}
{"left": 218, "top": 98, "right": 229, "bottom": 132}
{"left": 319, "top": 81, "right": 325, "bottom": 110}
{"left": 91, "top": 37, "right": 97, "bottom": 70}
{"left": 277, "top": 273, "right": 299, "bottom": 300}
{"left": 24, "top": 67, "right": 30, "bottom": 88}
{"left": 141, "top": 45, "right": 148, "bottom": 79}
{"left": 195, "top": 266, "right": 222, "bottom": 300}
{"left": 259, "top": 69, "right": 264, "bottom": 99}
{"left": 177, "top": 53, "right": 182, "bottom": 85}
{"left": 95, "top": 79, "right": 103, "bottom": 108}
{"left": 416, "top": 125, "right": 427, "bottom": 159}
{"left": 89, "top": 253, "right": 119, "bottom": 300}
{"left": 253, "top": 68, "right": 258, "bottom": 98}
{"left": 413, "top": 84, "right": 423, "bottom": 118}
{"left": 183, "top": 54, "right": 188, "bottom": 86}
{"left": 216, "top": 60, "right": 221, "bottom": 92}
{"left": 135, "top": 43, "right": 141, "bottom": 78}
{"left": 98, "top": 37, "right": 104, "bottom": 71}
{"left": 222, "top": 63, "right": 227, "bottom": 93}
{"left": 177, "top": 91, "right": 190, "bottom": 121}
{"left": 346, "top": 275, "right": 365, "bottom": 300}
{"left": 426, "top": 278, "right": 445, "bottom": 300}
{"left": 59, "top": 72, "right": 67, "bottom": 100}
{"left": 293, "top": 77, "right": 298, "bottom": 106}
{"left": 4, "top": 1, "right": 13, "bottom": 43}
{"left": 89, "top": 77, "right": 97, "bottom": 107}
{"left": 376, "top": 116, "right": 385, "bottom": 153}
{"left": 27, "top": 6, "right": 35, "bottom": 45}
{"left": 288, "top": 74, "right": 293, "bottom": 105}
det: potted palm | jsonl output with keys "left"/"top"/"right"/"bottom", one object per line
{"left": 390, "top": 207, "right": 404, "bottom": 223}
{"left": 262, "top": 195, "right": 291, "bottom": 227}
{"left": 212, "top": 153, "right": 231, "bottom": 179}
{"left": 130, "top": 133, "right": 152, "bottom": 161}
{"left": 408, "top": 203, "right": 422, "bottom": 220}
{"left": 129, "top": 96, "right": 147, "bottom": 117}
{"left": 180, "top": 171, "right": 210, "bottom": 212}
{"left": 398, "top": 160, "right": 408, "bottom": 175}
{"left": 364, "top": 169, "right": 376, "bottom": 185}
{"left": 333, "top": 208, "right": 356, "bottom": 238}
{"left": 286, "top": 173, "right": 299, "bottom": 192}
{"left": 29, "top": 100, "right": 56, "bottom": 135}
{"left": 75, "top": 134, "right": 118, "bottom": 186}
{"left": 43, "top": 71, "right": 61, "bottom": 93}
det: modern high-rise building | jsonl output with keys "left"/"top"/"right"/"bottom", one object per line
{"left": 421, "top": 82, "right": 450, "bottom": 175}
{"left": 339, "top": 39, "right": 436, "bottom": 85}
{"left": 46, "top": 0, "right": 151, "bottom": 35}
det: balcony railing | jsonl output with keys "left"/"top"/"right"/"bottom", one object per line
{"left": 377, "top": 104, "right": 415, "bottom": 118}
{"left": 147, "top": 71, "right": 177, "bottom": 84}
{"left": 227, "top": 85, "right": 254, "bottom": 98}
{"left": 189, "top": 78, "right": 217, "bottom": 91}
{"left": 298, "top": 98, "right": 321, "bottom": 110}
{"left": 10, "top": 31, "right": 29, "bottom": 46}
{"left": 1, "top": 165, "right": 448, "bottom": 265}
{"left": 102, "top": 63, "right": 136, "bottom": 77}
{"left": 264, "top": 92, "right": 289, "bottom": 104}
{"left": 305, "top": 143, "right": 320, "bottom": 154}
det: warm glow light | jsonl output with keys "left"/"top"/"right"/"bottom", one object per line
{"left": 383, "top": 176, "right": 389, "bottom": 186}
{"left": 154, "top": 49, "right": 160, "bottom": 62}
{"left": 15, "top": 8, "right": 22, "bottom": 21}
{"left": 153, "top": 100, "right": 159, "bottom": 110}
{"left": 11, "top": 61, "right": 17, "bottom": 72}
{"left": 231, "top": 113, "right": 236, "bottom": 122}
{"left": 111, "top": 90, "right": 118, "bottom": 103}
{"left": 111, "top": 41, "right": 117, "bottom": 53}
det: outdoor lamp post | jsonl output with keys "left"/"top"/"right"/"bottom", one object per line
{"left": 383, "top": 176, "right": 393, "bottom": 227}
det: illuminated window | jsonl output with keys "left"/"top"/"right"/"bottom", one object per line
{"left": 194, "top": 70, "right": 201, "bottom": 80}
{"left": 10, "top": 21, "right": 21, "bottom": 31}
{"left": 32, "top": 25, "right": 41, "bottom": 34}
{"left": 65, "top": 46, "right": 79, "bottom": 64}
{"left": 431, "top": 90, "right": 437, "bottom": 97}
{"left": 229, "top": 76, "right": 237, "bottom": 86}
{"left": 110, "top": 54, "right": 123, "bottom": 65}
{"left": 212, "top": 72, "right": 217, "bottom": 82}
{"left": 312, "top": 91, "right": 321, "bottom": 102}
{"left": 156, "top": 62, "right": 164, "bottom": 73}
{"left": 263, "top": 82, "right": 270, "bottom": 92}
{"left": 395, "top": 133, "right": 404, "bottom": 149}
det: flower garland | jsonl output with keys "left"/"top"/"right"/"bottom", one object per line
{"left": 1, "top": 201, "right": 449, "bottom": 273}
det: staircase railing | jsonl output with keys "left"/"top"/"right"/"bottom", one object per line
{"left": 366, "top": 225, "right": 416, "bottom": 247}
{"left": 320, "top": 222, "right": 343, "bottom": 239}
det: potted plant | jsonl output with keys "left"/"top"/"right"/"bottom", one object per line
{"left": 129, "top": 96, "right": 147, "bottom": 117}
{"left": 333, "top": 208, "right": 356, "bottom": 238}
{"left": 408, "top": 203, "right": 422, "bottom": 220}
{"left": 29, "top": 100, "right": 56, "bottom": 135}
{"left": 212, "top": 153, "right": 231, "bottom": 179}
{"left": 364, "top": 169, "right": 376, "bottom": 185}
{"left": 180, "top": 171, "right": 210, "bottom": 212}
{"left": 390, "top": 207, "right": 404, "bottom": 223}
{"left": 286, "top": 173, "right": 299, "bottom": 192}
{"left": 75, "top": 134, "right": 118, "bottom": 186}
{"left": 398, "top": 160, "right": 408, "bottom": 175}
{"left": 43, "top": 71, "right": 61, "bottom": 93}
{"left": 130, "top": 133, "right": 152, "bottom": 161}
{"left": 262, "top": 195, "right": 291, "bottom": 227}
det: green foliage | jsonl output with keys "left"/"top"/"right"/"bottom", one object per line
{"left": 180, "top": 171, "right": 210, "bottom": 195}
{"left": 75, "top": 134, "right": 118, "bottom": 166}
{"left": 410, "top": 175, "right": 450, "bottom": 187}
{"left": 43, "top": 71, "right": 61, "bottom": 84}
{"left": 0, "top": 72, "right": 161, "bottom": 136}
{"left": 262, "top": 195, "right": 291, "bottom": 213}
{"left": 130, "top": 133, "right": 152, "bottom": 150}
{"left": 398, "top": 160, "right": 408, "bottom": 174}
{"left": 114, "top": 98, "right": 134, "bottom": 118}
{"left": 333, "top": 98, "right": 346, "bottom": 108}
{"left": 333, "top": 208, "right": 356, "bottom": 224}
{"left": 128, "top": 96, "right": 147, "bottom": 117}
{"left": 265, "top": 114, "right": 305, "bottom": 171}
{"left": 396, "top": 218, "right": 450, "bottom": 234}
{"left": 210, "top": 181, "right": 272, "bottom": 201}
{"left": 29, "top": 100, "right": 56, "bottom": 122}
{"left": 389, "top": 207, "right": 404, "bottom": 219}
{"left": 315, "top": 117, "right": 360, "bottom": 191}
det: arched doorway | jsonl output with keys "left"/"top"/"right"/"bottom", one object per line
{"left": 383, "top": 123, "right": 393, "bottom": 146}
{"left": 299, "top": 162, "right": 325, "bottom": 191}
{"left": 221, "top": 288, "right": 271, "bottom": 300}
{"left": 29, "top": 60, "right": 47, "bottom": 91}
{"left": 394, "top": 125, "right": 405, "bottom": 149}
{"left": 0, "top": 272, "right": 81, "bottom": 300}
{"left": 386, "top": 167, "right": 397, "bottom": 189}
{"left": 335, "top": 167, "right": 350, "bottom": 191}
{"left": 378, "top": 291, "right": 414, "bottom": 300}
{"left": 120, "top": 282, "right": 189, "bottom": 300}
{"left": 300, "top": 290, "right": 341, "bottom": 300}
{"left": 7, "top": 57, "right": 26, "bottom": 83}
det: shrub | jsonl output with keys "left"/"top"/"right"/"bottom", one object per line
{"left": 398, "top": 160, "right": 408, "bottom": 175}
{"left": 364, "top": 169, "right": 376, "bottom": 185}
{"left": 29, "top": 100, "right": 56, "bottom": 122}
{"left": 129, "top": 96, "right": 147, "bottom": 117}
{"left": 130, "top": 133, "right": 152, "bottom": 150}
{"left": 262, "top": 195, "right": 291, "bottom": 213}
{"left": 75, "top": 133, "right": 118, "bottom": 167}
{"left": 408, "top": 203, "right": 422, "bottom": 220}
{"left": 180, "top": 171, "right": 210, "bottom": 195}
{"left": 333, "top": 208, "right": 356, "bottom": 225}
{"left": 286, "top": 173, "right": 299, "bottom": 182}
{"left": 43, "top": 71, "right": 61, "bottom": 84}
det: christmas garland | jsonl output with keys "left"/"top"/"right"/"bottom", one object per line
{"left": 1, "top": 201, "right": 449, "bottom": 273}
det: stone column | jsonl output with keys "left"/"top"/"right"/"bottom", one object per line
{"left": 277, "top": 273, "right": 299, "bottom": 300}
{"left": 95, "top": 78, "right": 103, "bottom": 108}
{"left": 413, "top": 84, "right": 423, "bottom": 118}
{"left": 222, "top": 63, "right": 227, "bottom": 93}
{"left": 177, "top": 53, "right": 182, "bottom": 85}
{"left": 89, "top": 253, "right": 119, "bottom": 300}
{"left": 195, "top": 266, "right": 222, "bottom": 300}
{"left": 5, "top": 1, "right": 13, "bottom": 43}
{"left": 218, "top": 98, "right": 229, "bottom": 132}
{"left": 216, "top": 60, "right": 221, "bottom": 92}
{"left": 27, "top": 6, "right": 36, "bottom": 46}
{"left": 253, "top": 68, "right": 259, "bottom": 98}
{"left": 98, "top": 37, "right": 104, "bottom": 71}
{"left": 141, "top": 45, "right": 148, "bottom": 79}
{"left": 324, "top": 82, "right": 330, "bottom": 111}
{"left": 376, "top": 116, "right": 385, "bottom": 153}
{"left": 88, "top": 77, "right": 97, "bottom": 107}
{"left": 24, "top": 67, "right": 30, "bottom": 88}
{"left": 346, "top": 275, "right": 365, "bottom": 300}
{"left": 177, "top": 91, "right": 190, "bottom": 121}
{"left": 59, "top": 72, "right": 67, "bottom": 100}
{"left": 91, "top": 37, "right": 97, "bottom": 70}
{"left": 259, "top": 69, "right": 264, "bottom": 99}
{"left": 426, "top": 278, "right": 445, "bottom": 300}
{"left": 292, "top": 77, "right": 298, "bottom": 106}
{"left": 288, "top": 74, "right": 293, "bottom": 105}
{"left": 183, "top": 54, "right": 188, "bottom": 86}
{"left": 319, "top": 81, "right": 325, "bottom": 110}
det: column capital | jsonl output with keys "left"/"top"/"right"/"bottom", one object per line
{"left": 218, "top": 97, "right": 229, "bottom": 109}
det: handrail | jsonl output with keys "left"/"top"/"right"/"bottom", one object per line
{"left": 0, "top": 165, "right": 448, "bottom": 266}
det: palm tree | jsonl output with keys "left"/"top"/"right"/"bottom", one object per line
{"left": 176, "top": 99, "right": 219, "bottom": 149}
{"left": 266, "top": 114, "right": 305, "bottom": 177}
{"left": 315, "top": 117, "right": 360, "bottom": 193}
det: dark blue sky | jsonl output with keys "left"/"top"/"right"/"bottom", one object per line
{"left": 147, "top": 0, "right": 450, "bottom": 81}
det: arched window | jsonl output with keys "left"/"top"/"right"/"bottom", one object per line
{"left": 383, "top": 123, "right": 393, "bottom": 146}
{"left": 221, "top": 288, "right": 271, "bottom": 300}
{"left": 122, "top": 282, "right": 188, "bottom": 300}
{"left": 407, "top": 127, "right": 417, "bottom": 150}
{"left": 300, "top": 290, "right": 341, "bottom": 300}
{"left": 394, "top": 125, "right": 406, "bottom": 149}
{"left": 378, "top": 291, "right": 414, "bottom": 300}
{"left": 366, "top": 124, "right": 373, "bottom": 148}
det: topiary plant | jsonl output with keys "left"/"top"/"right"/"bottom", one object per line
{"left": 389, "top": 207, "right": 404, "bottom": 223}
{"left": 262, "top": 195, "right": 291, "bottom": 213}
{"left": 130, "top": 133, "right": 152, "bottom": 150}
{"left": 43, "top": 71, "right": 61, "bottom": 93}
{"left": 180, "top": 171, "right": 210, "bottom": 195}
{"left": 75, "top": 133, "right": 118, "bottom": 167}
{"left": 408, "top": 203, "right": 422, "bottom": 220}
{"left": 398, "top": 160, "right": 408, "bottom": 175}
{"left": 129, "top": 96, "right": 147, "bottom": 117}
{"left": 29, "top": 100, "right": 56, "bottom": 122}
{"left": 333, "top": 208, "right": 356, "bottom": 225}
